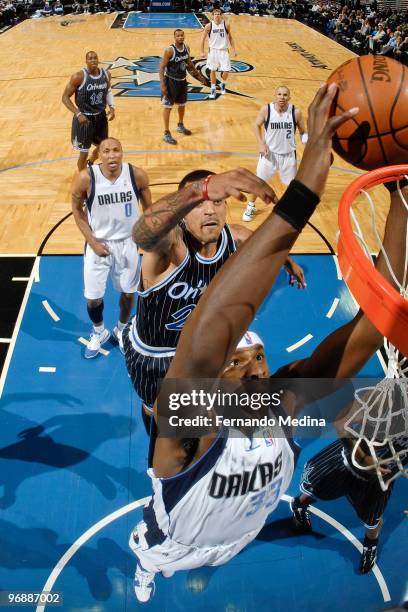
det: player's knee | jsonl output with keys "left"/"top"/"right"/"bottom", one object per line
{"left": 87, "top": 299, "right": 104, "bottom": 324}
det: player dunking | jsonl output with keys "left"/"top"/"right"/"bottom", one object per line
{"left": 242, "top": 85, "right": 308, "bottom": 221}
{"left": 125, "top": 171, "right": 305, "bottom": 432}
{"left": 62, "top": 51, "right": 115, "bottom": 171}
{"left": 200, "top": 8, "right": 237, "bottom": 99}
{"left": 71, "top": 137, "right": 152, "bottom": 358}
{"left": 129, "top": 84, "right": 407, "bottom": 602}
{"left": 160, "top": 29, "right": 207, "bottom": 145}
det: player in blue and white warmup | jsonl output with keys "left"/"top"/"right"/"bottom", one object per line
{"left": 243, "top": 85, "right": 308, "bottom": 221}
{"left": 124, "top": 170, "right": 305, "bottom": 433}
{"left": 200, "top": 8, "right": 237, "bottom": 99}
{"left": 71, "top": 137, "right": 152, "bottom": 358}
{"left": 129, "top": 84, "right": 408, "bottom": 603}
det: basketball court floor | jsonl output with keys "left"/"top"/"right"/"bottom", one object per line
{"left": 0, "top": 10, "right": 406, "bottom": 612}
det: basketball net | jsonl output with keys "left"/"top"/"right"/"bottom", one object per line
{"left": 339, "top": 170, "right": 408, "bottom": 491}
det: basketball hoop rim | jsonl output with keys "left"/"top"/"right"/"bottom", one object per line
{"left": 338, "top": 164, "right": 408, "bottom": 356}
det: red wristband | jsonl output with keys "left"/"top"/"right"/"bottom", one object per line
{"left": 202, "top": 175, "right": 213, "bottom": 201}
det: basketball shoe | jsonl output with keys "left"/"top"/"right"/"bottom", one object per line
{"left": 84, "top": 328, "right": 110, "bottom": 359}
{"left": 134, "top": 564, "right": 156, "bottom": 603}
{"left": 290, "top": 497, "right": 312, "bottom": 533}
{"left": 209, "top": 88, "right": 216, "bottom": 99}
{"left": 220, "top": 83, "right": 226, "bottom": 95}
{"left": 359, "top": 539, "right": 377, "bottom": 574}
{"left": 176, "top": 123, "right": 192, "bottom": 135}
{"left": 163, "top": 131, "right": 177, "bottom": 145}
{"left": 112, "top": 326, "right": 124, "bottom": 354}
{"left": 242, "top": 202, "right": 256, "bottom": 222}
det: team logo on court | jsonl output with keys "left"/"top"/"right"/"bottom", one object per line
{"left": 105, "top": 56, "right": 254, "bottom": 101}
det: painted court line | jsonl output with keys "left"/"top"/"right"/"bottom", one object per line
{"left": 0, "top": 253, "right": 36, "bottom": 257}
{"left": 39, "top": 367, "right": 56, "bottom": 373}
{"left": 0, "top": 255, "right": 39, "bottom": 399}
{"left": 283, "top": 495, "right": 391, "bottom": 603}
{"left": 78, "top": 337, "right": 109, "bottom": 357}
{"left": 286, "top": 333, "right": 313, "bottom": 353}
{"left": 38, "top": 494, "right": 390, "bottom": 611}
{"left": 33, "top": 258, "right": 40, "bottom": 283}
{"left": 332, "top": 254, "right": 342, "bottom": 281}
{"left": 0, "top": 338, "right": 11, "bottom": 343}
{"left": 42, "top": 300, "right": 60, "bottom": 322}
{"left": 326, "top": 297, "right": 340, "bottom": 319}
{"left": 37, "top": 496, "right": 151, "bottom": 612}
{"left": 12, "top": 276, "right": 30, "bottom": 281}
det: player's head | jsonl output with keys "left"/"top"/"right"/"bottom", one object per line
{"left": 275, "top": 86, "right": 291, "bottom": 109}
{"left": 222, "top": 331, "right": 269, "bottom": 379}
{"left": 213, "top": 7, "right": 223, "bottom": 21}
{"left": 85, "top": 50, "right": 99, "bottom": 70}
{"left": 174, "top": 29, "right": 185, "bottom": 44}
{"left": 99, "top": 138, "right": 123, "bottom": 171}
{"left": 178, "top": 170, "right": 226, "bottom": 245}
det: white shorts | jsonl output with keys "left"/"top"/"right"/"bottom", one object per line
{"left": 84, "top": 237, "right": 140, "bottom": 300}
{"left": 129, "top": 519, "right": 262, "bottom": 574}
{"left": 256, "top": 151, "right": 297, "bottom": 186}
{"left": 206, "top": 48, "right": 231, "bottom": 72}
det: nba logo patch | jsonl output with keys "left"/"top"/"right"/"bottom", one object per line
{"left": 263, "top": 427, "right": 275, "bottom": 446}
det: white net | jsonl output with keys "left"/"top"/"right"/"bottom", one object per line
{"left": 342, "top": 176, "right": 408, "bottom": 491}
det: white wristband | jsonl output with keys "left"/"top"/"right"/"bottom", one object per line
{"left": 76, "top": 111, "right": 83, "bottom": 118}
{"left": 301, "top": 133, "right": 308, "bottom": 145}
{"left": 107, "top": 90, "right": 115, "bottom": 107}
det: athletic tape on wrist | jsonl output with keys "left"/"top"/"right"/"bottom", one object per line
{"left": 202, "top": 175, "right": 213, "bottom": 201}
{"left": 274, "top": 180, "right": 320, "bottom": 231}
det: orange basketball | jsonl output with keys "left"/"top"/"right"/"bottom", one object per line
{"left": 327, "top": 55, "right": 408, "bottom": 170}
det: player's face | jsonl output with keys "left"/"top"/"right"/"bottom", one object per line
{"left": 99, "top": 140, "right": 123, "bottom": 172}
{"left": 222, "top": 346, "right": 269, "bottom": 379}
{"left": 275, "top": 87, "right": 290, "bottom": 110}
{"left": 213, "top": 10, "right": 222, "bottom": 22}
{"left": 86, "top": 52, "right": 99, "bottom": 72}
{"left": 174, "top": 30, "right": 185, "bottom": 45}
{"left": 184, "top": 198, "right": 227, "bottom": 244}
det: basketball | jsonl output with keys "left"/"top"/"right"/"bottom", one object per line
{"left": 327, "top": 55, "right": 408, "bottom": 170}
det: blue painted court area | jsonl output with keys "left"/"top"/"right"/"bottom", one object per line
{"left": 124, "top": 12, "right": 202, "bottom": 29}
{"left": 0, "top": 255, "right": 406, "bottom": 611}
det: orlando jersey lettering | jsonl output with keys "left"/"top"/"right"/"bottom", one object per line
{"left": 165, "top": 44, "right": 189, "bottom": 81}
{"left": 132, "top": 224, "right": 236, "bottom": 350}
{"left": 75, "top": 68, "right": 109, "bottom": 114}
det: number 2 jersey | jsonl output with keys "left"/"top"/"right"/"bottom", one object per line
{"left": 264, "top": 103, "right": 297, "bottom": 155}
{"left": 86, "top": 163, "right": 140, "bottom": 240}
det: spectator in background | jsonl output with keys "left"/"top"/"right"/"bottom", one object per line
{"left": 53, "top": 0, "right": 64, "bottom": 14}
{"left": 41, "top": 1, "right": 53, "bottom": 15}
{"left": 368, "top": 23, "right": 387, "bottom": 52}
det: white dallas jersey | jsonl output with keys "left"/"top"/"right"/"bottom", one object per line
{"left": 86, "top": 163, "right": 140, "bottom": 240}
{"left": 143, "top": 417, "right": 297, "bottom": 549}
{"left": 264, "top": 103, "right": 297, "bottom": 155}
{"left": 208, "top": 20, "right": 229, "bottom": 50}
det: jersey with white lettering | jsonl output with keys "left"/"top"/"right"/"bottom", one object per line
{"left": 143, "top": 411, "right": 297, "bottom": 549}
{"left": 131, "top": 223, "right": 236, "bottom": 351}
{"left": 264, "top": 103, "right": 297, "bottom": 155}
{"left": 86, "top": 163, "right": 140, "bottom": 240}
{"left": 208, "top": 20, "right": 229, "bottom": 50}
{"left": 165, "top": 44, "right": 189, "bottom": 81}
{"left": 75, "top": 68, "right": 109, "bottom": 114}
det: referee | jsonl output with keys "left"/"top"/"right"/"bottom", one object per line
{"left": 62, "top": 50, "right": 115, "bottom": 171}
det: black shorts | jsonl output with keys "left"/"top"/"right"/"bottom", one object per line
{"left": 300, "top": 440, "right": 393, "bottom": 528}
{"left": 71, "top": 111, "right": 108, "bottom": 153}
{"left": 161, "top": 76, "right": 188, "bottom": 108}
{"left": 123, "top": 321, "right": 174, "bottom": 410}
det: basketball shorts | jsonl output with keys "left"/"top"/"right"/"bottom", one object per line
{"left": 206, "top": 48, "right": 231, "bottom": 72}
{"left": 129, "top": 518, "right": 262, "bottom": 574}
{"left": 300, "top": 440, "right": 393, "bottom": 529}
{"left": 161, "top": 76, "right": 188, "bottom": 108}
{"left": 123, "top": 319, "right": 175, "bottom": 410}
{"left": 84, "top": 237, "right": 140, "bottom": 300}
{"left": 256, "top": 151, "right": 297, "bottom": 186}
{"left": 71, "top": 111, "right": 108, "bottom": 153}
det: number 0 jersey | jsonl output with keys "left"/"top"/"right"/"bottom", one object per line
{"left": 264, "top": 103, "right": 297, "bottom": 155}
{"left": 86, "top": 163, "right": 140, "bottom": 241}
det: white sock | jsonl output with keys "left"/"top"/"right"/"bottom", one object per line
{"left": 117, "top": 320, "right": 126, "bottom": 331}
{"left": 211, "top": 85, "right": 216, "bottom": 90}
{"left": 93, "top": 323, "right": 104, "bottom": 334}
{"left": 247, "top": 201, "right": 255, "bottom": 208}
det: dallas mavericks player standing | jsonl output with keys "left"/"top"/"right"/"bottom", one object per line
{"left": 128, "top": 85, "right": 404, "bottom": 603}
{"left": 243, "top": 86, "right": 308, "bottom": 221}
{"left": 123, "top": 170, "right": 306, "bottom": 430}
{"left": 71, "top": 137, "right": 152, "bottom": 358}
{"left": 200, "top": 8, "right": 237, "bottom": 99}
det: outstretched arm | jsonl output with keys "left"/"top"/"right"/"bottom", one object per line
{"left": 165, "top": 84, "right": 358, "bottom": 381}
